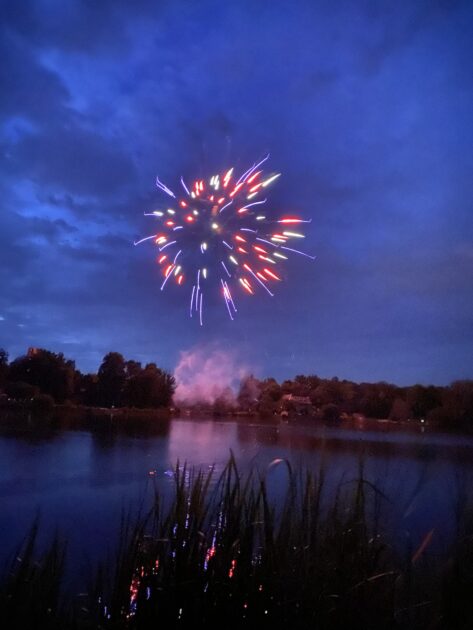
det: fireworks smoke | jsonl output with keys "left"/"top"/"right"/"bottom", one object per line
{"left": 173, "top": 345, "right": 249, "bottom": 407}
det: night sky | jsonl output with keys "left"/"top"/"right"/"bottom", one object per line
{"left": 1, "top": 0, "right": 472, "bottom": 385}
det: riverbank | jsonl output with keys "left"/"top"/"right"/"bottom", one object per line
{"left": 0, "top": 403, "right": 171, "bottom": 437}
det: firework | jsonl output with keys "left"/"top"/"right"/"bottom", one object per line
{"left": 135, "top": 155, "right": 314, "bottom": 324}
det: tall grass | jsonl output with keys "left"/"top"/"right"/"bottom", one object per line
{"left": 1, "top": 456, "right": 473, "bottom": 628}
{"left": 1, "top": 517, "right": 66, "bottom": 629}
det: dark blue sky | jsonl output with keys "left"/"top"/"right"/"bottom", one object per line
{"left": 1, "top": 0, "right": 472, "bottom": 385}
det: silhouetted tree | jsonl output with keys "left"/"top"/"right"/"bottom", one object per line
{"left": 237, "top": 375, "right": 261, "bottom": 412}
{"left": 260, "top": 378, "right": 282, "bottom": 402}
{"left": 8, "top": 349, "right": 75, "bottom": 402}
{"left": 212, "top": 388, "right": 235, "bottom": 416}
{"left": 321, "top": 403, "right": 341, "bottom": 422}
{"left": 124, "top": 363, "right": 175, "bottom": 408}
{"left": 0, "top": 348, "right": 8, "bottom": 387}
{"left": 406, "top": 385, "right": 441, "bottom": 419}
{"left": 257, "top": 391, "right": 278, "bottom": 417}
{"left": 5, "top": 381, "right": 38, "bottom": 400}
{"left": 77, "top": 373, "right": 98, "bottom": 406}
{"left": 310, "top": 383, "right": 332, "bottom": 407}
{"left": 31, "top": 394, "right": 55, "bottom": 414}
{"left": 389, "top": 398, "right": 410, "bottom": 422}
{"left": 442, "top": 381, "right": 473, "bottom": 428}
{"left": 125, "top": 360, "right": 142, "bottom": 379}
{"left": 359, "top": 382, "right": 397, "bottom": 418}
{"left": 97, "top": 352, "right": 126, "bottom": 407}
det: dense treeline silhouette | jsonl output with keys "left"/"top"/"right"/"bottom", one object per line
{"left": 236, "top": 373, "right": 473, "bottom": 429}
{"left": 1, "top": 347, "right": 472, "bottom": 429}
{"left": 0, "top": 348, "right": 175, "bottom": 410}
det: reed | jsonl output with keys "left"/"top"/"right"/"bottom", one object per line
{"left": 1, "top": 456, "right": 472, "bottom": 628}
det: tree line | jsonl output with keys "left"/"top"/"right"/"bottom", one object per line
{"left": 0, "top": 348, "right": 175, "bottom": 410}
{"left": 236, "top": 373, "right": 473, "bottom": 429}
{"left": 1, "top": 347, "right": 472, "bottom": 429}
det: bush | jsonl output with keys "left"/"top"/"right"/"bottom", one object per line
{"left": 321, "top": 402, "right": 340, "bottom": 422}
{"left": 5, "top": 381, "right": 38, "bottom": 400}
{"left": 31, "top": 394, "right": 55, "bottom": 414}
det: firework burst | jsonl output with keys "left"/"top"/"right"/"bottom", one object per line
{"left": 135, "top": 155, "right": 314, "bottom": 324}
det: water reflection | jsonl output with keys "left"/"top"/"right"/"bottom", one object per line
{"left": 167, "top": 420, "right": 239, "bottom": 468}
{"left": 0, "top": 415, "right": 472, "bottom": 585}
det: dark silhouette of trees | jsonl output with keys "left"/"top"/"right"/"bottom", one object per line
{"left": 8, "top": 349, "right": 75, "bottom": 403}
{"left": 1, "top": 344, "right": 472, "bottom": 430}
{"left": 441, "top": 381, "right": 473, "bottom": 428}
{"left": 125, "top": 360, "right": 142, "bottom": 379}
{"left": 237, "top": 375, "right": 261, "bottom": 412}
{"left": 5, "top": 381, "right": 38, "bottom": 400}
{"left": 212, "top": 387, "right": 235, "bottom": 416}
{"left": 97, "top": 352, "right": 126, "bottom": 407}
{"left": 389, "top": 398, "right": 410, "bottom": 422}
{"left": 321, "top": 403, "right": 341, "bottom": 422}
{"left": 76, "top": 373, "right": 98, "bottom": 406}
{"left": 233, "top": 371, "right": 473, "bottom": 430}
{"left": 406, "top": 385, "right": 441, "bottom": 419}
{"left": 359, "top": 382, "right": 398, "bottom": 419}
{"left": 123, "top": 363, "right": 175, "bottom": 408}
{"left": 0, "top": 349, "right": 8, "bottom": 387}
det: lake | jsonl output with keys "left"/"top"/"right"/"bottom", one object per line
{"left": 1, "top": 415, "right": 472, "bottom": 589}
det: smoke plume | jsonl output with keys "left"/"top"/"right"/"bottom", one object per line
{"left": 173, "top": 345, "right": 249, "bottom": 406}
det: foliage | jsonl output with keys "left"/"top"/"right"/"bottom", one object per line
{"left": 8, "top": 349, "right": 75, "bottom": 403}
{"left": 5, "top": 380, "right": 39, "bottom": 400}
{"left": 97, "top": 352, "right": 126, "bottom": 407}
{"left": 389, "top": 397, "right": 410, "bottom": 422}
{"left": 0, "top": 519, "right": 66, "bottom": 630}
{"left": 321, "top": 402, "right": 340, "bottom": 422}
{"left": 31, "top": 394, "right": 55, "bottom": 414}
{"left": 0, "top": 348, "right": 8, "bottom": 386}
{"left": 237, "top": 375, "right": 261, "bottom": 411}
{"left": 237, "top": 373, "right": 473, "bottom": 429}
{"left": 1, "top": 344, "right": 472, "bottom": 425}
{"left": 123, "top": 363, "right": 176, "bottom": 409}
{"left": 0, "top": 347, "right": 175, "bottom": 411}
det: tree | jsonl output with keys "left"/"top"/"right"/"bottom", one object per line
{"left": 237, "top": 375, "right": 261, "bottom": 412}
{"left": 260, "top": 378, "right": 282, "bottom": 403}
{"left": 389, "top": 398, "right": 410, "bottom": 422}
{"left": 31, "top": 394, "right": 55, "bottom": 414}
{"left": 321, "top": 403, "right": 340, "bottom": 422}
{"left": 5, "top": 381, "right": 38, "bottom": 400}
{"left": 406, "top": 385, "right": 441, "bottom": 419}
{"left": 97, "top": 352, "right": 126, "bottom": 407}
{"left": 359, "top": 383, "right": 398, "bottom": 419}
{"left": 76, "top": 373, "right": 98, "bottom": 406}
{"left": 8, "top": 348, "right": 75, "bottom": 402}
{"left": 0, "top": 348, "right": 8, "bottom": 387}
{"left": 125, "top": 360, "right": 142, "bottom": 379}
{"left": 124, "top": 363, "right": 175, "bottom": 408}
{"left": 258, "top": 391, "right": 278, "bottom": 417}
{"left": 310, "top": 384, "right": 332, "bottom": 407}
{"left": 212, "top": 388, "right": 235, "bottom": 416}
{"left": 442, "top": 381, "right": 473, "bottom": 427}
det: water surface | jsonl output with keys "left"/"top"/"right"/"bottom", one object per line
{"left": 1, "top": 416, "right": 472, "bottom": 586}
